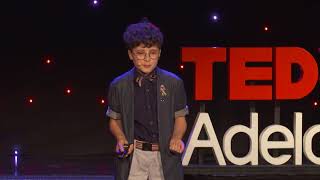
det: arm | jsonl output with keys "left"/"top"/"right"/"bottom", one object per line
{"left": 169, "top": 116, "right": 187, "bottom": 153}
{"left": 109, "top": 118, "right": 126, "bottom": 142}
{"left": 172, "top": 116, "right": 187, "bottom": 140}
{"left": 109, "top": 118, "right": 134, "bottom": 156}
{"left": 170, "top": 79, "right": 189, "bottom": 154}
{"left": 106, "top": 83, "right": 133, "bottom": 156}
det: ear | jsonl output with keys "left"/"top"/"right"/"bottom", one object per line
{"left": 128, "top": 50, "right": 133, "bottom": 60}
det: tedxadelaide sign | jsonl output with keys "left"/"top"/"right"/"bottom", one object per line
{"left": 181, "top": 47, "right": 320, "bottom": 166}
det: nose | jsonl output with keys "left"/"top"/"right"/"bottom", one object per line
{"left": 143, "top": 55, "right": 151, "bottom": 62}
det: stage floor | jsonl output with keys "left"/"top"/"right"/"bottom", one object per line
{"left": 0, "top": 175, "right": 320, "bottom": 180}
{"left": 1, "top": 157, "right": 320, "bottom": 179}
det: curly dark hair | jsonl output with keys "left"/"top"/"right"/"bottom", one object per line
{"left": 123, "top": 18, "right": 163, "bottom": 50}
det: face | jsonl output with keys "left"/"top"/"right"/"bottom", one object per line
{"left": 128, "top": 44, "right": 161, "bottom": 74}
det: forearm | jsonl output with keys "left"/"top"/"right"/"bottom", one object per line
{"left": 109, "top": 118, "right": 126, "bottom": 141}
{"left": 172, "top": 116, "right": 187, "bottom": 140}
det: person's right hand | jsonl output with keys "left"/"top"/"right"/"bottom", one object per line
{"left": 116, "top": 137, "right": 134, "bottom": 157}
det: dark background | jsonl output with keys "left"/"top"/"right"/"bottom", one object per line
{"left": 1, "top": 0, "right": 320, "bottom": 171}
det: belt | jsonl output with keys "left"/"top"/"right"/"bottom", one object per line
{"left": 135, "top": 140, "right": 159, "bottom": 151}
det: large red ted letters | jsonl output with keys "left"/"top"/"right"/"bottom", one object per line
{"left": 181, "top": 47, "right": 319, "bottom": 100}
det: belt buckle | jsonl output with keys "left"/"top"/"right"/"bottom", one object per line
{"left": 142, "top": 142, "right": 152, "bottom": 151}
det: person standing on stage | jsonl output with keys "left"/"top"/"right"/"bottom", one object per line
{"left": 106, "top": 18, "right": 189, "bottom": 180}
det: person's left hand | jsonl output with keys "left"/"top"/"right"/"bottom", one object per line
{"left": 169, "top": 138, "right": 185, "bottom": 154}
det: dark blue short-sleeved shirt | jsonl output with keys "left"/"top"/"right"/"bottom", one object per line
{"left": 133, "top": 70, "right": 159, "bottom": 143}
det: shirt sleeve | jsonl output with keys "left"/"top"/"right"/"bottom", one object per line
{"left": 106, "top": 83, "right": 122, "bottom": 119}
{"left": 174, "top": 79, "right": 189, "bottom": 118}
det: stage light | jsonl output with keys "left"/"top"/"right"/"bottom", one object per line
{"left": 314, "top": 101, "right": 318, "bottom": 106}
{"left": 66, "top": 88, "right": 72, "bottom": 95}
{"left": 13, "top": 145, "right": 19, "bottom": 176}
{"left": 46, "top": 59, "right": 51, "bottom": 64}
{"left": 213, "top": 15, "right": 218, "bottom": 20}
{"left": 14, "top": 150, "right": 18, "bottom": 167}
{"left": 211, "top": 14, "right": 219, "bottom": 22}
{"left": 92, "top": 0, "right": 99, "bottom": 6}
{"left": 264, "top": 26, "right": 269, "bottom": 31}
{"left": 101, "top": 99, "right": 105, "bottom": 104}
{"left": 28, "top": 98, "right": 33, "bottom": 103}
{"left": 180, "top": 64, "right": 184, "bottom": 69}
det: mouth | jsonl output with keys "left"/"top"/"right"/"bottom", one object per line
{"left": 143, "top": 65, "right": 152, "bottom": 68}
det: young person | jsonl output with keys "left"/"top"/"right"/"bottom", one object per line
{"left": 107, "top": 19, "right": 188, "bottom": 180}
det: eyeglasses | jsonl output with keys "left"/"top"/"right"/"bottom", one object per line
{"left": 132, "top": 50, "right": 160, "bottom": 60}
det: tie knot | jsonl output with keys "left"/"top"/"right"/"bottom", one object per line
{"left": 135, "top": 70, "right": 157, "bottom": 87}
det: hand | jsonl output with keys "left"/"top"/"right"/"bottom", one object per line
{"left": 116, "top": 137, "right": 134, "bottom": 158}
{"left": 169, "top": 138, "right": 185, "bottom": 154}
